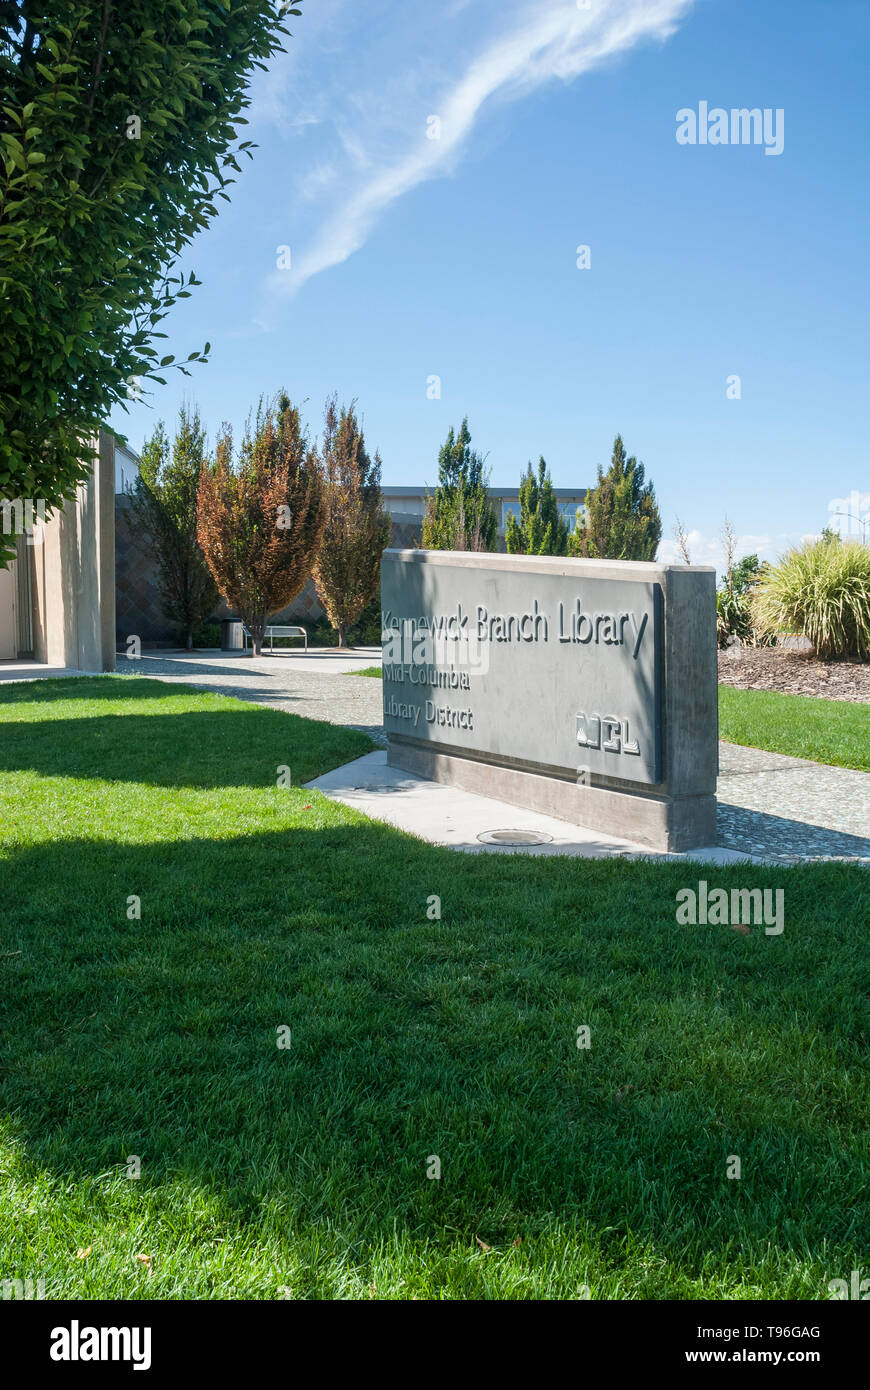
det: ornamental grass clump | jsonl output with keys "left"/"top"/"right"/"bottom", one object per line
{"left": 752, "top": 538, "right": 870, "bottom": 659}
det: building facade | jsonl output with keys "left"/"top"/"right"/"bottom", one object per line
{"left": 0, "top": 433, "right": 116, "bottom": 670}
{"left": 380, "top": 485, "right": 587, "bottom": 535}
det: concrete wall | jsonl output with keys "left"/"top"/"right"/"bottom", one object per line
{"left": 115, "top": 495, "right": 168, "bottom": 642}
{"left": 115, "top": 507, "right": 423, "bottom": 643}
{"left": 30, "top": 432, "right": 115, "bottom": 671}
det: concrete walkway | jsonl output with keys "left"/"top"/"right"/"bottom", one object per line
{"left": 308, "top": 748, "right": 870, "bottom": 865}
{"left": 119, "top": 647, "right": 386, "bottom": 741}
{"left": 717, "top": 742, "right": 870, "bottom": 864}
{"left": 0, "top": 660, "right": 93, "bottom": 682}
{"left": 307, "top": 750, "right": 762, "bottom": 864}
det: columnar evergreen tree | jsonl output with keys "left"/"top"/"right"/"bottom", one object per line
{"left": 505, "top": 457, "right": 569, "bottom": 555}
{"left": 196, "top": 395, "right": 324, "bottom": 656}
{"left": 569, "top": 435, "right": 661, "bottom": 560}
{"left": 312, "top": 397, "right": 391, "bottom": 649}
{"left": 0, "top": 1, "right": 298, "bottom": 568}
{"left": 128, "top": 405, "right": 218, "bottom": 649}
{"left": 422, "top": 418, "right": 497, "bottom": 552}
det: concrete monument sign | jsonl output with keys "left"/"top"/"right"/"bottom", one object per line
{"left": 381, "top": 550, "right": 718, "bottom": 851}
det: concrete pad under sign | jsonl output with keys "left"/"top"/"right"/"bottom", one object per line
{"left": 306, "top": 751, "right": 762, "bottom": 864}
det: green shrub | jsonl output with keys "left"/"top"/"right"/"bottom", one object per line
{"left": 752, "top": 539, "right": 870, "bottom": 659}
{"left": 349, "top": 593, "right": 383, "bottom": 646}
{"left": 716, "top": 588, "right": 753, "bottom": 648}
{"left": 181, "top": 621, "right": 222, "bottom": 649}
{"left": 716, "top": 554, "right": 768, "bottom": 648}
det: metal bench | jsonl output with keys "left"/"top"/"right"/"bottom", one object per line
{"left": 242, "top": 624, "right": 308, "bottom": 653}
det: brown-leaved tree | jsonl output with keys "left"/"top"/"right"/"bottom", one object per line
{"left": 312, "top": 397, "right": 390, "bottom": 648}
{"left": 197, "top": 395, "right": 324, "bottom": 655}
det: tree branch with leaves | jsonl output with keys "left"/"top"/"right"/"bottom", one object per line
{"left": 0, "top": 0, "right": 301, "bottom": 566}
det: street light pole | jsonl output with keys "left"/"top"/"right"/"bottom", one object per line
{"left": 829, "top": 511, "right": 870, "bottom": 541}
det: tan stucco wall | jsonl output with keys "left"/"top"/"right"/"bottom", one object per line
{"left": 0, "top": 560, "right": 16, "bottom": 659}
{"left": 31, "top": 431, "right": 115, "bottom": 671}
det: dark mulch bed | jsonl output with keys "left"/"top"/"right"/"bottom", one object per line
{"left": 718, "top": 647, "right": 870, "bottom": 703}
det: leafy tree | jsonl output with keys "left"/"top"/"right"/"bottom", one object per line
{"left": 422, "top": 418, "right": 497, "bottom": 552}
{"left": 730, "top": 553, "right": 763, "bottom": 595}
{"left": 312, "top": 396, "right": 390, "bottom": 649}
{"left": 505, "top": 457, "right": 568, "bottom": 555}
{"left": 128, "top": 405, "right": 218, "bottom": 649}
{"left": 0, "top": 0, "right": 298, "bottom": 566}
{"left": 197, "top": 395, "right": 324, "bottom": 656}
{"left": 569, "top": 435, "right": 661, "bottom": 561}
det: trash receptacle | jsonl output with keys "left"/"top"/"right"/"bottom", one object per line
{"left": 221, "top": 619, "right": 245, "bottom": 651}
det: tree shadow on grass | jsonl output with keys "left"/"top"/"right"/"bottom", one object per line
{"left": 0, "top": 675, "right": 178, "bottom": 706}
{"left": 0, "top": 823, "right": 867, "bottom": 1296}
{"left": 0, "top": 703, "right": 373, "bottom": 789}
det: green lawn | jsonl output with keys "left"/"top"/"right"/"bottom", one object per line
{"left": 351, "top": 666, "right": 382, "bottom": 678}
{"left": 0, "top": 678, "right": 867, "bottom": 1300}
{"left": 719, "top": 684, "right": 870, "bottom": 771}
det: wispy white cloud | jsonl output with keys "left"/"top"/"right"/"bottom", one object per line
{"left": 254, "top": 0, "right": 695, "bottom": 313}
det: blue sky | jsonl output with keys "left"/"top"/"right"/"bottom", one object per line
{"left": 111, "top": 0, "right": 870, "bottom": 569}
